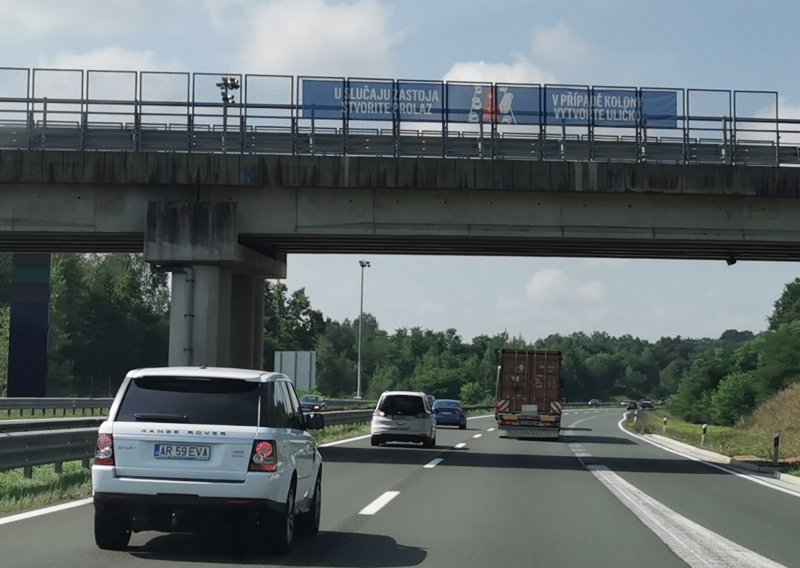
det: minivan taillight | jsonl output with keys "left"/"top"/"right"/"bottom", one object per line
{"left": 95, "top": 434, "right": 114, "bottom": 466}
{"left": 373, "top": 410, "right": 385, "bottom": 417}
{"left": 249, "top": 440, "right": 277, "bottom": 472}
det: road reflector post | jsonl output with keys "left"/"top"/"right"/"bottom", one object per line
{"left": 633, "top": 410, "right": 638, "bottom": 425}
{"left": 773, "top": 432, "right": 781, "bottom": 464}
{"left": 662, "top": 416, "right": 668, "bottom": 434}
{"left": 701, "top": 423, "right": 708, "bottom": 446}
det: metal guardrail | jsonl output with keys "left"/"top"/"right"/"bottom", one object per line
{"left": 0, "top": 397, "right": 114, "bottom": 416}
{"left": 0, "top": 68, "right": 796, "bottom": 167}
{"left": 0, "top": 405, "right": 494, "bottom": 474}
{"left": 0, "top": 409, "right": 374, "bottom": 474}
{"left": 0, "top": 417, "right": 105, "bottom": 433}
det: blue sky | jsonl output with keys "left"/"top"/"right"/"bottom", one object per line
{"left": 3, "top": 0, "right": 799, "bottom": 341}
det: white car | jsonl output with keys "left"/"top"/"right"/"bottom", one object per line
{"left": 370, "top": 391, "right": 436, "bottom": 448}
{"left": 91, "top": 367, "right": 324, "bottom": 554}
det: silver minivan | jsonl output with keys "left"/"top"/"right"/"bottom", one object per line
{"left": 370, "top": 391, "right": 436, "bottom": 448}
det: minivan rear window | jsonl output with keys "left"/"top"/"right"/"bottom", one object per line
{"left": 116, "top": 377, "right": 260, "bottom": 426}
{"left": 379, "top": 395, "right": 425, "bottom": 416}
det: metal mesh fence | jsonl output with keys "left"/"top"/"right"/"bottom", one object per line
{"left": 140, "top": 71, "right": 190, "bottom": 126}
{"left": 0, "top": 68, "right": 29, "bottom": 122}
{"left": 244, "top": 74, "right": 292, "bottom": 125}
{"left": 87, "top": 70, "right": 137, "bottom": 125}
{"left": 32, "top": 68, "right": 83, "bottom": 124}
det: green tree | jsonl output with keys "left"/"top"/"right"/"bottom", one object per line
{"left": 460, "top": 380, "right": 491, "bottom": 404}
{"left": 711, "top": 372, "right": 758, "bottom": 425}
{"left": 263, "top": 282, "right": 325, "bottom": 369}
{"left": 768, "top": 278, "right": 800, "bottom": 330}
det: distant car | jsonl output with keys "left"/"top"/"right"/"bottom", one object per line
{"left": 640, "top": 399, "right": 654, "bottom": 410}
{"left": 371, "top": 391, "right": 436, "bottom": 448}
{"left": 588, "top": 399, "right": 601, "bottom": 406}
{"left": 299, "top": 395, "right": 327, "bottom": 413}
{"left": 432, "top": 399, "right": 467, "bottom": 429}
{"left": 626, "top": 400, "right": 638, "bottom": 410}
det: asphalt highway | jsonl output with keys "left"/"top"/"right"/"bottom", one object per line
{"left": 1, "top": 409, "right": 798, "bottom": 567}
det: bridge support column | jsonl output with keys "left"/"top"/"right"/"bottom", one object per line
{"left": 6, "top": 253, "right": 50, "bottom": 397}
{"left": 145, "top": 201, "right": 284, "bottom": 370}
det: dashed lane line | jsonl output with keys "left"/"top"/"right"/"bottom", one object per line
{"left": 358, "top": 491, "right": 401, "bottom": 515}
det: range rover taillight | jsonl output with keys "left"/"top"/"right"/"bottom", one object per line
{"left": 95, "top": 434, "right": 114, "bottom": 466}
{"left": 249, "top": 440, "right": 277, "bottom": 472}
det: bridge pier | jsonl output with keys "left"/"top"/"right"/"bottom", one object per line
{"left": 145, "top": 201, "right": 284, "bottom": 370}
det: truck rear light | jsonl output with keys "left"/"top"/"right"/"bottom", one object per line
{"left": 249, "top": 440, "right": 277, "bottom": 472}
{"left": 95, "top": 434, "right": 114, "bottom": 466}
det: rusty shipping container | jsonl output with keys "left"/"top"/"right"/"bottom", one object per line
{"left": 495, "top": 349, "right": 563, "bottom": 439}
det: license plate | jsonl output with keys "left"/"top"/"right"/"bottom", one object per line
{"left": 154, "top": 444, "right": 210, "bottom": 460}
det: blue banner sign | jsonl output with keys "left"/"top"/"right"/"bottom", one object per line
{"left": 544, "top": 87, "right": 677, "bottom": 127}
{"left": 446, "top": 84, "right": 541, "bottom": 125}
{"left": 301, "top": 79, "right": 443, "bottom": 122}
{"left": 301, "top": 79, "right": 677, "bottom": 127}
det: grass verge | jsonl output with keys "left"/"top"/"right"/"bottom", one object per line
{"left": 625, "top": 409, "right": 800, "bottom": 475}
{"left": 0, "top": 461, "right": 92, "bottom": 517}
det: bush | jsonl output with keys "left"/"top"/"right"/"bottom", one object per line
{"left": 710, "top": 372, "right": 757, "bottom": 425}
{"left": 460, "top": 381, "right": 491, "bottom": 405}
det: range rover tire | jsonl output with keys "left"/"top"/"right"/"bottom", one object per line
{"left": 94, "top": 509, "right": 131, "bottom": 550}
{"left": 271, "top": 483, "right": 296, "bottom": 555}
{"left": 297, "top": 473, "right": 321, "bottom": 537}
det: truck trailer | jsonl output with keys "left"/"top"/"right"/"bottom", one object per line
{"left": 495, "top": 349, "right": 563, "bottom": 439}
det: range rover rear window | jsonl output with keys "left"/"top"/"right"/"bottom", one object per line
{"left": 116, "top": 377, "right": 260, "bottom": 426}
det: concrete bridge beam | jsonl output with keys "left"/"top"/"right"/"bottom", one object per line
{"left": 145, "top": 200, "right": 284, "bottom": 369}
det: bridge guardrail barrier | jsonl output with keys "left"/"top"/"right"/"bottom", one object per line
{"left": 1, "top": 68, "right": 797, "bottom": 167}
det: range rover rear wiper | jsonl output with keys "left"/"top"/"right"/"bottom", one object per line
{"left": 133, "top": 413, "right": 189, "bottom": 423}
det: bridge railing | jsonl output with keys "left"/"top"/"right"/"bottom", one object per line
{"left": 1, "top": 68, "right": 798, "bottom": 166}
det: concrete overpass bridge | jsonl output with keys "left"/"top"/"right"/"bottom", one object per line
{"left": 2, "top": 68, "right": 800, "bottom": 394}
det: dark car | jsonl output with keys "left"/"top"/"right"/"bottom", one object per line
{"left": 432, "top": 399, "right": 467, "bottom": 429}
{"left": 588, "top": 398, "right": 601, "bottom": 406}
{"left": 640, "top": 399, "right": 654, "bottom": 410}
{"left": 626, "top": 400, "right": 638, "bottom": 410}
{"left": 299, "top": 395, "right": 327, "bottom": 412}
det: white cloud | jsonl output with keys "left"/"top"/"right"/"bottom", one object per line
{"left": 234, "top": 0, "right": 403, "bottom": 76}
{"left": 443, "top": 57, "right": 556, "bottom": 84}
{"left": 38, "top": 47, "right": 182, "bottom": 72}
{"left": 531, "top": 22, "right": 589, "bottom": 72}
{"left": 577, "top": 281, "right": 606, "bottom": 302}
{"left": 525, "top": 268, "right": 570, "bottom": 300}
{"left": 442, "top": 23, "right": 593, "bottom": 85}
{"left": 0, "top": 1, "right": 141, "bottom": 39}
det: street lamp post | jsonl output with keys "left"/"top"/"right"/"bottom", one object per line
{"left": 216, "top": 76, "right": 239, "bottom": 153}
{"left": 356, "top": 259, "right": 371, "bottom": 399}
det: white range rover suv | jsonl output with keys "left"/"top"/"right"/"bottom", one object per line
{"left": 91, "top": 367, "right": 324, "bottom": 554}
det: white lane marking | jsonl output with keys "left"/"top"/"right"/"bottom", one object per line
{"left": 0, "top": 497, "right": 93, "bottom": 525}
{"left": 617, "top": 417, "right": 800, "bottom": 499}
{"left": 487, "top": 427, "right": 496, "bottom": 432}
{"left": 423, "top": 458, "right": 443, "bottom": 469}
{"left": 467, "top": 414, "right": 493, "bottom": 420}
{"left": 359, "top": 491, "right": 400, "bottom": 515}
{"left": 319, "top": 434, "right": 371, "bottom": 447}
{"left": 588, "top": 465, "right": 786, "bottom": 568}
{"left": 454, "top": 442, "right": 467, "bottom": 449}
{"left": 472, "top": 433, "right": 482, "bottom": 439}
